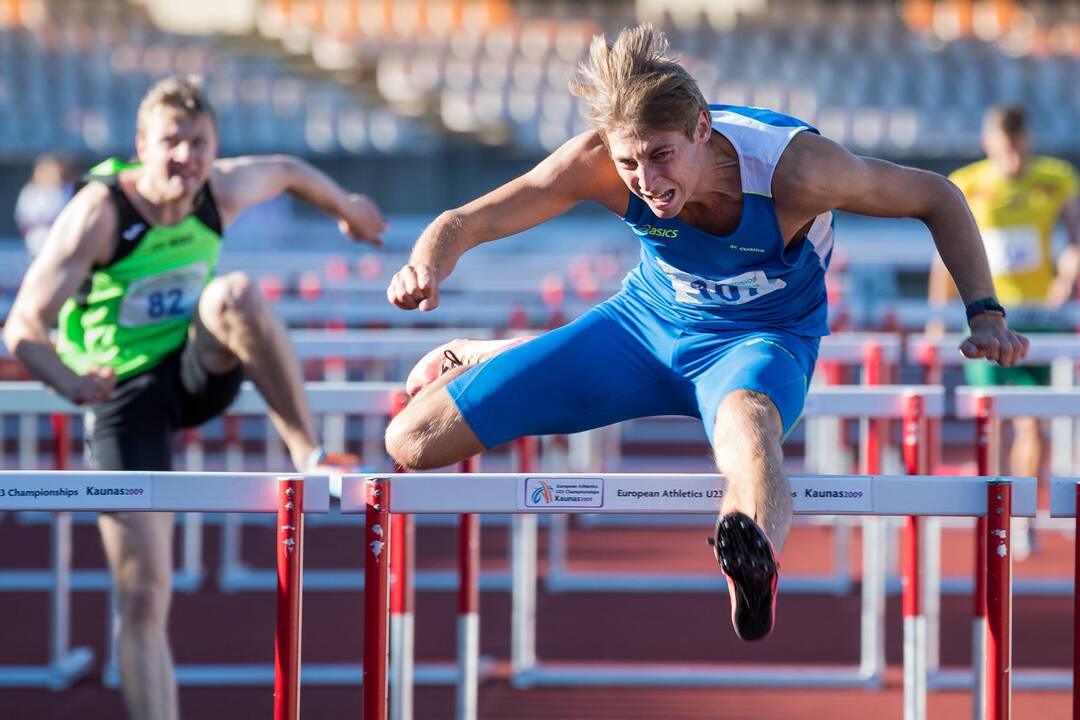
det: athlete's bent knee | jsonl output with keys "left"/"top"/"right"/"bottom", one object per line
{"left": 202, "top": 272, "right": 261, "bottom": 322}
{"left": 384, "top": 413, "right": 428, "bottom": 470}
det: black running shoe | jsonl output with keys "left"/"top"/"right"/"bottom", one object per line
{"left": 708, "top": 511, "right": 779, "bottom": 642}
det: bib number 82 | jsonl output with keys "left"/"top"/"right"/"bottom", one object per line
{"left": 148, "top": 289, "right": 184, "bottom": 318}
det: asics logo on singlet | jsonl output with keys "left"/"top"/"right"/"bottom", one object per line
{"left": 656, "top": 258, "right": 786, "bottom": 306}
{"left": 122, "top": 223, "right": 146, "bottom": 242}
{"left": 637, "top": 224, "right": 679, "bottom": 239}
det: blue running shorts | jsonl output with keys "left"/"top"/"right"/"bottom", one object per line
{"left": 446, "top": 292, "right": 820, "bottom": 449}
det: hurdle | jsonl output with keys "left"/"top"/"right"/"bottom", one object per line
{"left": 1047, "top": 475, "right": 1080, "bottom": 720}
{"left": 542, "top": 338, "right": 908, "bottom": 603}
{"left": 0, "top": 381, "right": 493, "bottom": 689}
{"left": 908, "top": 332, "right": 1080, "bottom": 481}
{"left": 0, "top": 470, "right": 326, "bottom": 718}
{"left": 511, "top": 388, "right": 937, "bottom": 699}
{"left": 539, "top": 385, "right": 936, "bottom": 622}
{"left": 926, "top": 386, "right": 1080, "bottom": 699}
{"left": 345, "top": 471, "right": 1033, "bottom": 720}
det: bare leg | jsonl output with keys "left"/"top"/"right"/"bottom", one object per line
{"left": 191, "top": 272, "right": 319, "bottom": 470}
{"left": 385, "top": 364, "right": 485, "bottom": 469}
{"left": 1009, "top": 417, "right": 1046, "bottom": 486}
{"left": 98, "top": 512, "right": 177, "bottom": 720}
{"left": 712, "top": 390, "right": 792, "bottom": 550}
{"left": 1009, "top": 417, "right": 1047, "bottom": 558}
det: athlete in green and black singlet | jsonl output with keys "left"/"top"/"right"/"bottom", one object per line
{"left": 66, "top": 161, "right": 243, "bottom": 471}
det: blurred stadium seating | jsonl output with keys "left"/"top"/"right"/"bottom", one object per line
{"left": 0, "top": 0, "right": 439, "bottom": 158}
{"left": 1, "top": 0, "right": 1079, "bottom": 161}
{"left": 0, "top": 0, "right": 1077, "bottom": 326}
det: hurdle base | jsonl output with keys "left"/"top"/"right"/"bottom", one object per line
{"left": 105, "top": 659, "right": 500, "bottom": 687}
{"left": 0, "top": 568, "right": 202, "bottom": 592}
{"left": 929, "top": 667, "right": 1070, "bottom": 691}
{"left": 938, "top": 575, "right": 1073, "bottom": 597}
{"left": 0, "top": 648, "right": 94, "bottom": 690}
{"left": 218, "top": 565, "right": 513, "bottom": 592}
{"left": 513, "top": 661, "right": 881, "bottom": 689}
{"left": 543, "top": 570, "right": 853, "bottom": 595}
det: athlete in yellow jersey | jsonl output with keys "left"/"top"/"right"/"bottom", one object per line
{"left": 930, "top": 104, "right": 1080, "bottom": 555}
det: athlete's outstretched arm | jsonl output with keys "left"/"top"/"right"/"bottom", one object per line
{"left": 211, "top": 155, "right": 387, "bottom": 243}
{"left": 3, "top": 185, "right": 119, "bottom": 404}
{"left": 774, "top": 132, "right": 1028, "bottom": 366}
{"left": 388, "top": 131, "right": 627, "bottom": 311}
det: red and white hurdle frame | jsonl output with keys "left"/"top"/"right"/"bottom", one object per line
{"left": 518, "top": 385, "right": 942, "bottom": 698}
{"left": 0, "top": 380, "right": 409, "bottom": 688}
{"left": 0, "top": 470, "right": 328, "bottom": 718}
{"left": 1047, "top": 476, "right": 1080, "bottom": 720}
{"left": 556, "top": 333, "right": 905, "bottom": 585}
{"left": 942, "top": 386, "right": 1080, "bottom": 700}
{"left": 344, "top": 471, "right": 1034, "bottom": 720}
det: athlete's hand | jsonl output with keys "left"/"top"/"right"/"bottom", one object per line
{"left": 62, "top": 366, "right": 116, "bottom": 405}
{"left": 387, "top": 264, "right": 440, "bottom": 311}
{"left": 959, "top": 314, "right": 1029, "bottom": 367}
{"left": 337, "top": 193, "right": 387, "bottom": 245}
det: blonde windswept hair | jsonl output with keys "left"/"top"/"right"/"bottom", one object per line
{"left": 569, "top": 23, "right": 708, "bottom": 141}
{"left": 136, "top": 75, "right": 218, "bottom": 135}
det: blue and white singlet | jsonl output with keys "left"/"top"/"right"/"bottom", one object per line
{"left": 620, "top": 105, "right": 834, "bottom": 337}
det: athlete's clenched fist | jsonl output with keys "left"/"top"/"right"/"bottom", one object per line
{"left": 387, "top": 263, "right": 440, "bottom": 311}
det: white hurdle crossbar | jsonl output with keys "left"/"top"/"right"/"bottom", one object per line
{"left": 344, "top": 472, "right": 1033, "bottom": 720}
{"left": 0, "top": 471, "right": 326, "bottom": 714}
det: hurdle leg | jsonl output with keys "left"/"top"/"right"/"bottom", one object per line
{"left": 1074, "top": 482, "right": 1080, "bottom": 720}
{"left": 458, "top": 456, "right": 480, "bottom": 720}
{"left": 902, "top": 393, "right": 927, "bottom": 720}
{"left": 364, "top": 479, "right": 391, "bottom": 720}
{"left": 179, "top": 430, "right": 205, "bottom": 591}
{"left": 985, "top": 481, "right": 1012, "bottom": 720}
{"left": 858, "top": 397, "right": 886, "bottom": 685}
{"left": 974, "top": 395, "right": 995, "bottom": 720}
{"left": 859, "top": 516, "right": 886, "bottom": 685}
{"left": 274, "top": 479, "right": 304, "bottom": 720}
{"left": 511, "top": 437, "right": 539, "bottom": 683}
{"left": 390, "top": 513, "right": 414, "bottom": 720}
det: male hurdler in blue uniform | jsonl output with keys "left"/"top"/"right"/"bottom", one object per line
{"left": 386, "top": 24, "right": 1027, "bottom": 640}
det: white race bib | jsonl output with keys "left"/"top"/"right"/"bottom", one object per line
{"left": 119, "top": 262, "right": 208, "bottom": 328}
{"left": 656, "top": 258, "right": 787, "bottom": 306}
{"left": 982, "top": 225, "right": 1043, "bottom": 276}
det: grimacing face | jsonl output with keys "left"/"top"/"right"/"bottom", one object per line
{"left": 135, "top": 105, "right": 218, "bottom": 203}
{"left": 606, "top": 112, "right": 712, "bottom": 218}
{"left": 983, "top": 127, "right": 1031, "bottom": 179}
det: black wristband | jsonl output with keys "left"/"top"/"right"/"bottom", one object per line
{"left": 965, "top": 297, "right": 1006, "bottom": 321}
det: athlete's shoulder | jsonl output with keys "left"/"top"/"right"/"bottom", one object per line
{"left": 545, "top": 129, "right": 610, "bottom": 170}
{"left": 1029, "top": 156, "right": 1079, "bottom": 186}
{"left": 65, "top": 180, "right": 118, "bottom": 227}
{"left": 42, "top": 179, "right": 118, "bottom": 264}
{"left": 947, "top": 159, "right": 991, "bottom": 190}
{"left": 531, "top": 129, "right": 624, "bottom": 205}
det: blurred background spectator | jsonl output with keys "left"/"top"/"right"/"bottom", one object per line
{"left": 14, "top": 152, "right": 75, "bottom": 255}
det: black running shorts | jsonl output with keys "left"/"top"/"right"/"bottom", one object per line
{"left": 84, "top": 341, "right": 244, "bottom": 471}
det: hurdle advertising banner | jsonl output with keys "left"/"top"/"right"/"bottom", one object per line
{"left": 0, "top": 472, "right": 153, "bottom": 510}
{"left": 518, "top": 474, "right": 873, "bottom": 514}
